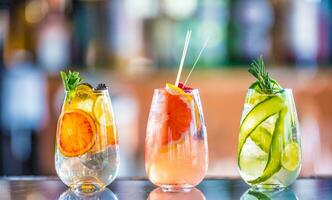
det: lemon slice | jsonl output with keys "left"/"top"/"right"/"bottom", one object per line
{"left": 75, "top": 84, "right": 94, "bottom": 99}
{"left": 76, "top": 83, "right": 94, "bottom": 91}
{"left": 66, "top": 83, "right": 95, "bottom": 113}
{"left": 166, "top": 83, "right": 192, "bottom": 101}
{"left": 71, "top": 98, "right": 95, "bottom": 113}
{"left": 282, "top": 142, "right": 301, "bottom": 171}
{"left": 93, "top": 95, "right": 113, "bottom": 126}
{"left": 71, "top": 84, "right": 95, "bottom": 112}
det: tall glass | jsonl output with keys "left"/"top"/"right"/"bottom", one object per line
{"left": 238, "top": 89, "right": 301, "bottom": 190}
{"left": 145, "top": 88, "right": 208, "bottom": 192}
{"left": 55, "top": 88, "right": 119, "bottom": 194}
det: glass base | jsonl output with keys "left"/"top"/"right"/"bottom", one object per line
{"left": 252, "top": 184, "right": 285, "bottom": 192}
{"left": 160, "top": 184, "right": 194, "bottom": 192}
{"left": 71, "top": 183, "right": 105, "bottom": 196}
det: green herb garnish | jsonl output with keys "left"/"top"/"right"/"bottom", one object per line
{"left": 60, "top": 70, "right": 84, "bottom": 100}
{"left": 248, "top": 56, "right": 282, "bottom": 94}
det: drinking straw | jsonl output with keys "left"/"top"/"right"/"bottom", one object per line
{"left": 183, "top": 36, "right": 210, "bottom": 86}
{"left": 175, "top": 30, "right": 192, "bottom": 86}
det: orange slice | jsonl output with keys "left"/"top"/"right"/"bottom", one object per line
{"left": 160, "top": 87, "right": 192, "bottom": 145}
{"left": 107, "top": 124, "right": 118, "bottom": 145}
{"left": 58, "top": 109, "right": 96, "bottom": 157}
{"left": 91, "top": 124, "right": 118, "bottom": 153}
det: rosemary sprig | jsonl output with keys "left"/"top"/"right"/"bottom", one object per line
{"left": 60, "top": 70, "right": 84, "bottom": 100}
{"left": 248, "top": 56, "right": 281, "bottom": 94}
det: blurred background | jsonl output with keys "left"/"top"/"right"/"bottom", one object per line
{"left": 0, "top": 0, "right": 332, "bottom": 177}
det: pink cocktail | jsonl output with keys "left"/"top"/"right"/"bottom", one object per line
{"left": 145, "top": 84, "right": 208, "bottom": 191}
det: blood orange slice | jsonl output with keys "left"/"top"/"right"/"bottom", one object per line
{"left": 58, "top": 109, "right": 96, "bottom": 157}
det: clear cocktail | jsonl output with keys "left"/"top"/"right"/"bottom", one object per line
{"left": 238, "top": 57, "right": 301, "bottom": 190}
{"left": 55, "top": 71, "right": 119, "bottom": 194}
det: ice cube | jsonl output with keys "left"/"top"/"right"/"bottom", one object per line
{"left": 80, "top": 150, "right": 109, "bottom": 170}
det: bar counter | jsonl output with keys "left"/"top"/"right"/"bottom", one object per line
{"left": 0, "top": 176, "right": 331, "bottom": 200}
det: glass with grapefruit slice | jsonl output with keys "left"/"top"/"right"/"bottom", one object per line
{"left": 55, "top": 71, "right": 119, "bottom": 194}
{"left": 145, "top": 83, "right": 208, "bottom": 192}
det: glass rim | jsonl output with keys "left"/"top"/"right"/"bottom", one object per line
{"left": 64, "top": 89, "right": 109, "bottom": 94}
{"left": 247, "top": 88, "right": 293, "bottom": 93}
{"left": 153, "top": 87, "right": 200, "bottom": 95}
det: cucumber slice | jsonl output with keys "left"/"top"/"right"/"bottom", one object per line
{"left": 238, "top": 96, "right": 285, "bottom": 168}
{"left": 248, "top": 108, "right": 288, "bottom": 184}
{"left": 247, "top": 190, "right": 270, "bottom": 200}
{"left": 250, "top": 126, "right": 272, "bottom": 153}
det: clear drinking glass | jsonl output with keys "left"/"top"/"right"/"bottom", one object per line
{"left": 145, "top": 88, "right": 208, "bottom": 192}
{"left": 238, "top": 89, "right": 301, "bottom": 190}
{"left": 55, "top": 87, "right": 119, "bottom": 194}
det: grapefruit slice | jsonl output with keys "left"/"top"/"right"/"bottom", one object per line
{"left": 160, "top": 85, "right": 192, "bottom": 146}
{"left": 58, "top": 110, "right": 96, "bottom": 157}
{"left": 167, "top": 83, "right": 201, "bottom": 129}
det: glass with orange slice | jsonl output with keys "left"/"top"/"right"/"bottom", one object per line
{"left": 55, "top": 71, "right": 119, "bottom": 194}
{"left": 145, "top": 83, "right": 208, "bottom": 192}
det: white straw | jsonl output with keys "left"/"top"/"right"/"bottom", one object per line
{"left": 183, "top": 36, "right": 210, "bottom": 86}
{"left": 175, "top": 30, "right": 192, "bottom": 86}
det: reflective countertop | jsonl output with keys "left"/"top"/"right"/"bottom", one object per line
{"left": 0, "top": 177, "right": 331, "bottom": 200}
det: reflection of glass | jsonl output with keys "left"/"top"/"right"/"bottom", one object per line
{"left": 55, "top": 87, "right": 119, "bottom": 194}
{"left": 238, "top": 89, "right": 301, "bottom": 190}
{"left": 58, "top": 188, "right": 118, "bottom": 200}
{"left": 145, "top": 88, "right": 208, "bottom": 191}
{"left": 240, "top": 188, "right": 298, "bottom": 200}
{"left": 148, "top": 188, "right": 206, "bottom": 200}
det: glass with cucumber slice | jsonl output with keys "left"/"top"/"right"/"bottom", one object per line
{"left": 238, "top": 57, "right": 301, "bottom": 190}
